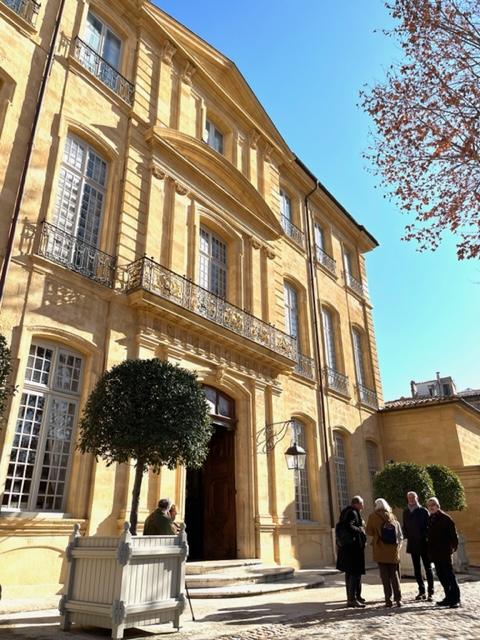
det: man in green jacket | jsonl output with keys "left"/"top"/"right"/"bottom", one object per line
{"left": 143, "top": 498, "right": 177, "bottom": 535}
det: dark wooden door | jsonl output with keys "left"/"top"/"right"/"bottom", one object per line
{"left": 203, "top": 426, "right": 237, "bottom": 560}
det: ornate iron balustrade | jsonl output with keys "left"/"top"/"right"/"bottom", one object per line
{"left": 38, "top": 221, "right": 116, "bottom": 288}
{"left": 323, "top": 366, "right": 349, "bottom": 396}
{"left": 2, "top": 0, "right": 40, "bottom": 25}
{"left": 345, "top": 271, "right": 365, "bottom": 297}
{"left": 73, "top": 37, "right": 135, "bottom": 106}
{"left": 315, "top": 245, "right": 336, "bottom": 275}
{"left": 125, "top": 258, "right": 297, "bottom": 361}
{"left": 281, "top": 214, "right": 305, "bottom": 248}
{"left": 357, "top": 383, "right": 378, "bottom": 409}
{"left": 294, "top": 353, "right": 315, "bottom": 380}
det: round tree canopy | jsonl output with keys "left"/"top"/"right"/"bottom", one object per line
{"left": 373, "top": 462, "right": 434, "bottom": 509}
{"left": 78, "top": 358, "right": 213, "bottom": 470}
{"left": 426, "top": 464, "right": 467, "bottom": 512}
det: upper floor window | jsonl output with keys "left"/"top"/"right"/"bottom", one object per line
{"left": 54, "top": 135, "right": 107, "bottom": 248}
{"left": 205, "top": 119, "right": 224, "bottom": 154}
{"left": 199, "top": 227, "right": 227, "bottom": 298}
{"left": 315, "top": 224, "right": 325, "bottom": 250}
{"left": 343, "top": 248, "right": 364, "bottom": 296}
{"left": 85, "top": 11, "right": 121, "bottom": 71}
{"left": 2, "top": 343, "right": 83, "bottom": 512}
{"left": 366, "top": 440, "right": 380, "bottom": 490}
{"left": 321, "top": 307, "right": 338, "bottom": 371}
{"left": 280, "top": 189, "right": 292, "bottom": 222}
{"left": 284, "top": 282, "right": 298, "bottom": 341}
{"left": 292, "top": 419, "right": 311, "bottom": 521}
{"left": 315, "top": 223, "right": 336, "bottom": 274}
{"left": 333, "top": 432, "right": 349, "bottom": 513}
{"left": 352, "top": 327, "right": 366, "bottom": 387}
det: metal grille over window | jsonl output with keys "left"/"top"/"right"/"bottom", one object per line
{"left": 293, "top": 420, "right": 311, "bottom": 521}
{"left": 334, "top": 433, "right": 349, "bottom": 513}
{"left": 280, "top": 190, "right": 304, "bottom": 247}
{"left": 2, "top": 343, "right": 82, "bottom": 512}
{"left": 315, "top": 224, "right": 336, "bottom": 274}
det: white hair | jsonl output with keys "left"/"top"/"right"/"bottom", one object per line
{"left": 374, "top": 498, "right": 392, "bottom": 512}
{"left": 407, "top": 491, "right": 418, "bottom": 499}
{"left": 426, "top": 496, "right": 440, "bottom": 507}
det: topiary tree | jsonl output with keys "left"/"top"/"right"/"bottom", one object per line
{"left": 78, "top": 358, "right": 213, "bottom": 535}
{"left": 426, "top": 464, "right": 467, "bottom": 511}
{"left": 373, "top": 462, "right": 434, "bottom": 509}
{"left": 0, "top": 333, "right": 15, "bottom": 423}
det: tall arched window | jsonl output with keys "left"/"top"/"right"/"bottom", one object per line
{"left": 292, "top": 419, "right": 311, "bottom": 521}
{"left": 284, "top": 282, "right": 299, "bottom": 342}
{"left": 2, "top": 342, "right": 83, "bottom": 511}
{"left": 321, "top": 307, "right": 337, "bottom": 371}
{"left": 199, "top": 227, "right": 227, "bottom": 298}
{"left": 333, "top": 432, "right": 349, "bottom": 513}
{"left": 352, "top": 327, "right": 366, "bottom": 387}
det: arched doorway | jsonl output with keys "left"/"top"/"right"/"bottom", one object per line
{"left": 185, "top": 385, "right": 237, "bottom": 560}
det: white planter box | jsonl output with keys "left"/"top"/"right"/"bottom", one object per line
{"left": 59, "top": 522, "right": 187, "bottom": 639}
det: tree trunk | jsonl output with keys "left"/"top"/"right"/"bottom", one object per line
{"left": 129, "top": 460, "right": 145, "bottom": 536}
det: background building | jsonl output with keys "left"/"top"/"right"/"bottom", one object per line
{"left": 0, "top": 0, "right": 382, "bottom": 597}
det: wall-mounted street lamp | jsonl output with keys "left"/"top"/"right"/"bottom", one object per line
{"left": 257, "top": 419, "right": 307, "bottom": 470}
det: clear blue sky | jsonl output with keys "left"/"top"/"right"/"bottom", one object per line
{"left": 153, "top": 0, "right": 480, "bottom": 400}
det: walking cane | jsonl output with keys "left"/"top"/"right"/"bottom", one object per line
{"left": 185, "top": 579, "right": 196, "bottom": 621}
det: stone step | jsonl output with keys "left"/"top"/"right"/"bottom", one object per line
{"left": 186, "top": 564, "right": 294, "bottom": 588}
{"left": 186, "top": 570, "right": 325, "bottom": 598}
{"left": 186, "top": 558, "right": 262, "bottom": 575}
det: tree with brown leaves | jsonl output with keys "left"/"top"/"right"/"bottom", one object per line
{"left": 361, "top": 0, "right": 480, "bottom": 259}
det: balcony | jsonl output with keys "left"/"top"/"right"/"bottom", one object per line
{"left": 38, "top": 221, "right": 116, "bottom": 288}
{"left": 323, "top": 366, "right": 349, "bottom": 396}
{"left": 315, "top": 245, "right": 336, "bottom": 276}
{"left": 1, "top": 0, "right": 39, "bottom": 25}
{"left": 345, "top": 271, "right": 365, "bottom": 297}
{"left": 357, "top": 383, "right": 378, "bottom": 410}
{"left": 73, "top": 37, "right": 135, "bottom": 106}
{"left": 125, "top": 258, "right": 297, "bottom": 363}
{"left": 294, "top": 353, "right": 315, "bottom": 380}
{"left": 281, "top": 215, "right": 304, "bottom": 248}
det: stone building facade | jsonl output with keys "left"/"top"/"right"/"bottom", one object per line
{"left": 0, "top": 0, "right": 383, "bottom": 597}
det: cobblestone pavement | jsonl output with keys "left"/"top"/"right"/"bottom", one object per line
{"left": 0, "top": 572, "right": 478, "bottom": 640}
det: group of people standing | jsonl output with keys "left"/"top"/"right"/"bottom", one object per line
{"left": 336, "top": 492, "right": 461, "bottom": 609}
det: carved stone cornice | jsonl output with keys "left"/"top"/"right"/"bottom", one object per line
{"left": 248, "top": 235, "right": 262, "bottom": 250}
{"left": 261, "top": 245, "right": 276, "bottom": 260}
{"left": 249, "top": 129, "right": 261, "bottom": 149}
{"left": 174, "top": 181, "right": 189, "bottom": 196}
{"left": 161, "top": 40, "right": 177, "bottom": 64}
{"left": 151, "top": 164, "right": 166, "bottom": 180}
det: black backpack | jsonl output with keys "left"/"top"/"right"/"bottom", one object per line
{"left": 380, "top": 521, "right": 397, "bottom": 545}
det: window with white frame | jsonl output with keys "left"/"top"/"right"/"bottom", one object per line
{"left": 292, "top": 419, "right": 311, "bottom": 521}
{"left": 280, "top": 189, "right": 292, "bottom": 222}
{"left": 54, "top": 134, "right": 108, "bottom": 249}
{"left": 315, "top": 224, "right": 325, "bottom": 250}
{"left": 366, "top": 440, "right": 380, "bottom": 490}
{"left": 205, "top": 119, "right": 224, "bottom": 154}
{"left": 199, "top": 227, "right": 227, "bottom": 298}
{"left": 334, "top": 432, "right": 349, "bottom": 512}
{"left": 85, "top": 11, "right": 122, "bottom": 71}
{"left": 2, "top": 343, "right": 83, "bottom": 512}
{"left": 321, "top": 307, "right": 337, "bottom": 371}
{"left": 284, "top": 282, "right": 298, "bottom": 341}
{"left": 352, "top": 327, "right": 366, "bottom": 387}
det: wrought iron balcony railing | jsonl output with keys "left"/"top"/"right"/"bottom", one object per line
{"left": 345, "top": 271, "right": 365, "bottom": 297}
{"left": 294, "top": 353, "right": 315, "bottom": 380}
{"left": 357, "top": 383, "right": 378, "bottom": 409}
{"left": 38, "top": 221, "right": 116, "bottom": 288}
{"left": 125, "top": 258, "right": 297, "bottom": 361}
{"left": 315, "top": 245, "right": 336, "bottom": 275}
{"left": 323, "top": 366, "right": 350, "bottom": 396}
{"left": 73, "top": 37, "right": 135, "bottom": 106}
{"left": 2, "top": 0, "right": 40, "bottom": 25}
{"left": 281, "top": 214, "right": 305, "bottom": 248}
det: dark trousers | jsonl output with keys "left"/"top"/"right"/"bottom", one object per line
{"left": 345, "top": 573, "right": 362, "bottom": 602}
{"left": 411, "top": 549, "right": 434, "bottom": 595}
{"left": 434, "top": 559, "right": 460, "bottom": 604}
{"left": 378, "top": 563, "right": 401, "bottom": 604}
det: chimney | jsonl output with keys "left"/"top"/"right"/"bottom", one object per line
{"left": 410, "top": 380, "right": 416, "bottom": 397}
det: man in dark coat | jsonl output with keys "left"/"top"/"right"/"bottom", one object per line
{"left": 426, "top": 497, "right": 461, "bottom": 608}
{"left": 336, "top": 495, "right": 367, "bottom": 608}
{"left": 403, "top": 491, "right": 434, "bottom": 600}
{"left": 143, "top": 498, "right": 177, "bottom": 535}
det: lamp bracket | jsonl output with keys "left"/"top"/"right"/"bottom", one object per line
{"left": 256, "top": 419, "right": 294, "bottom": 454}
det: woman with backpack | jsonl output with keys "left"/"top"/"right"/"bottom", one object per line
{"left": 366, "top": 498, "right": 403, "bottom": 607}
